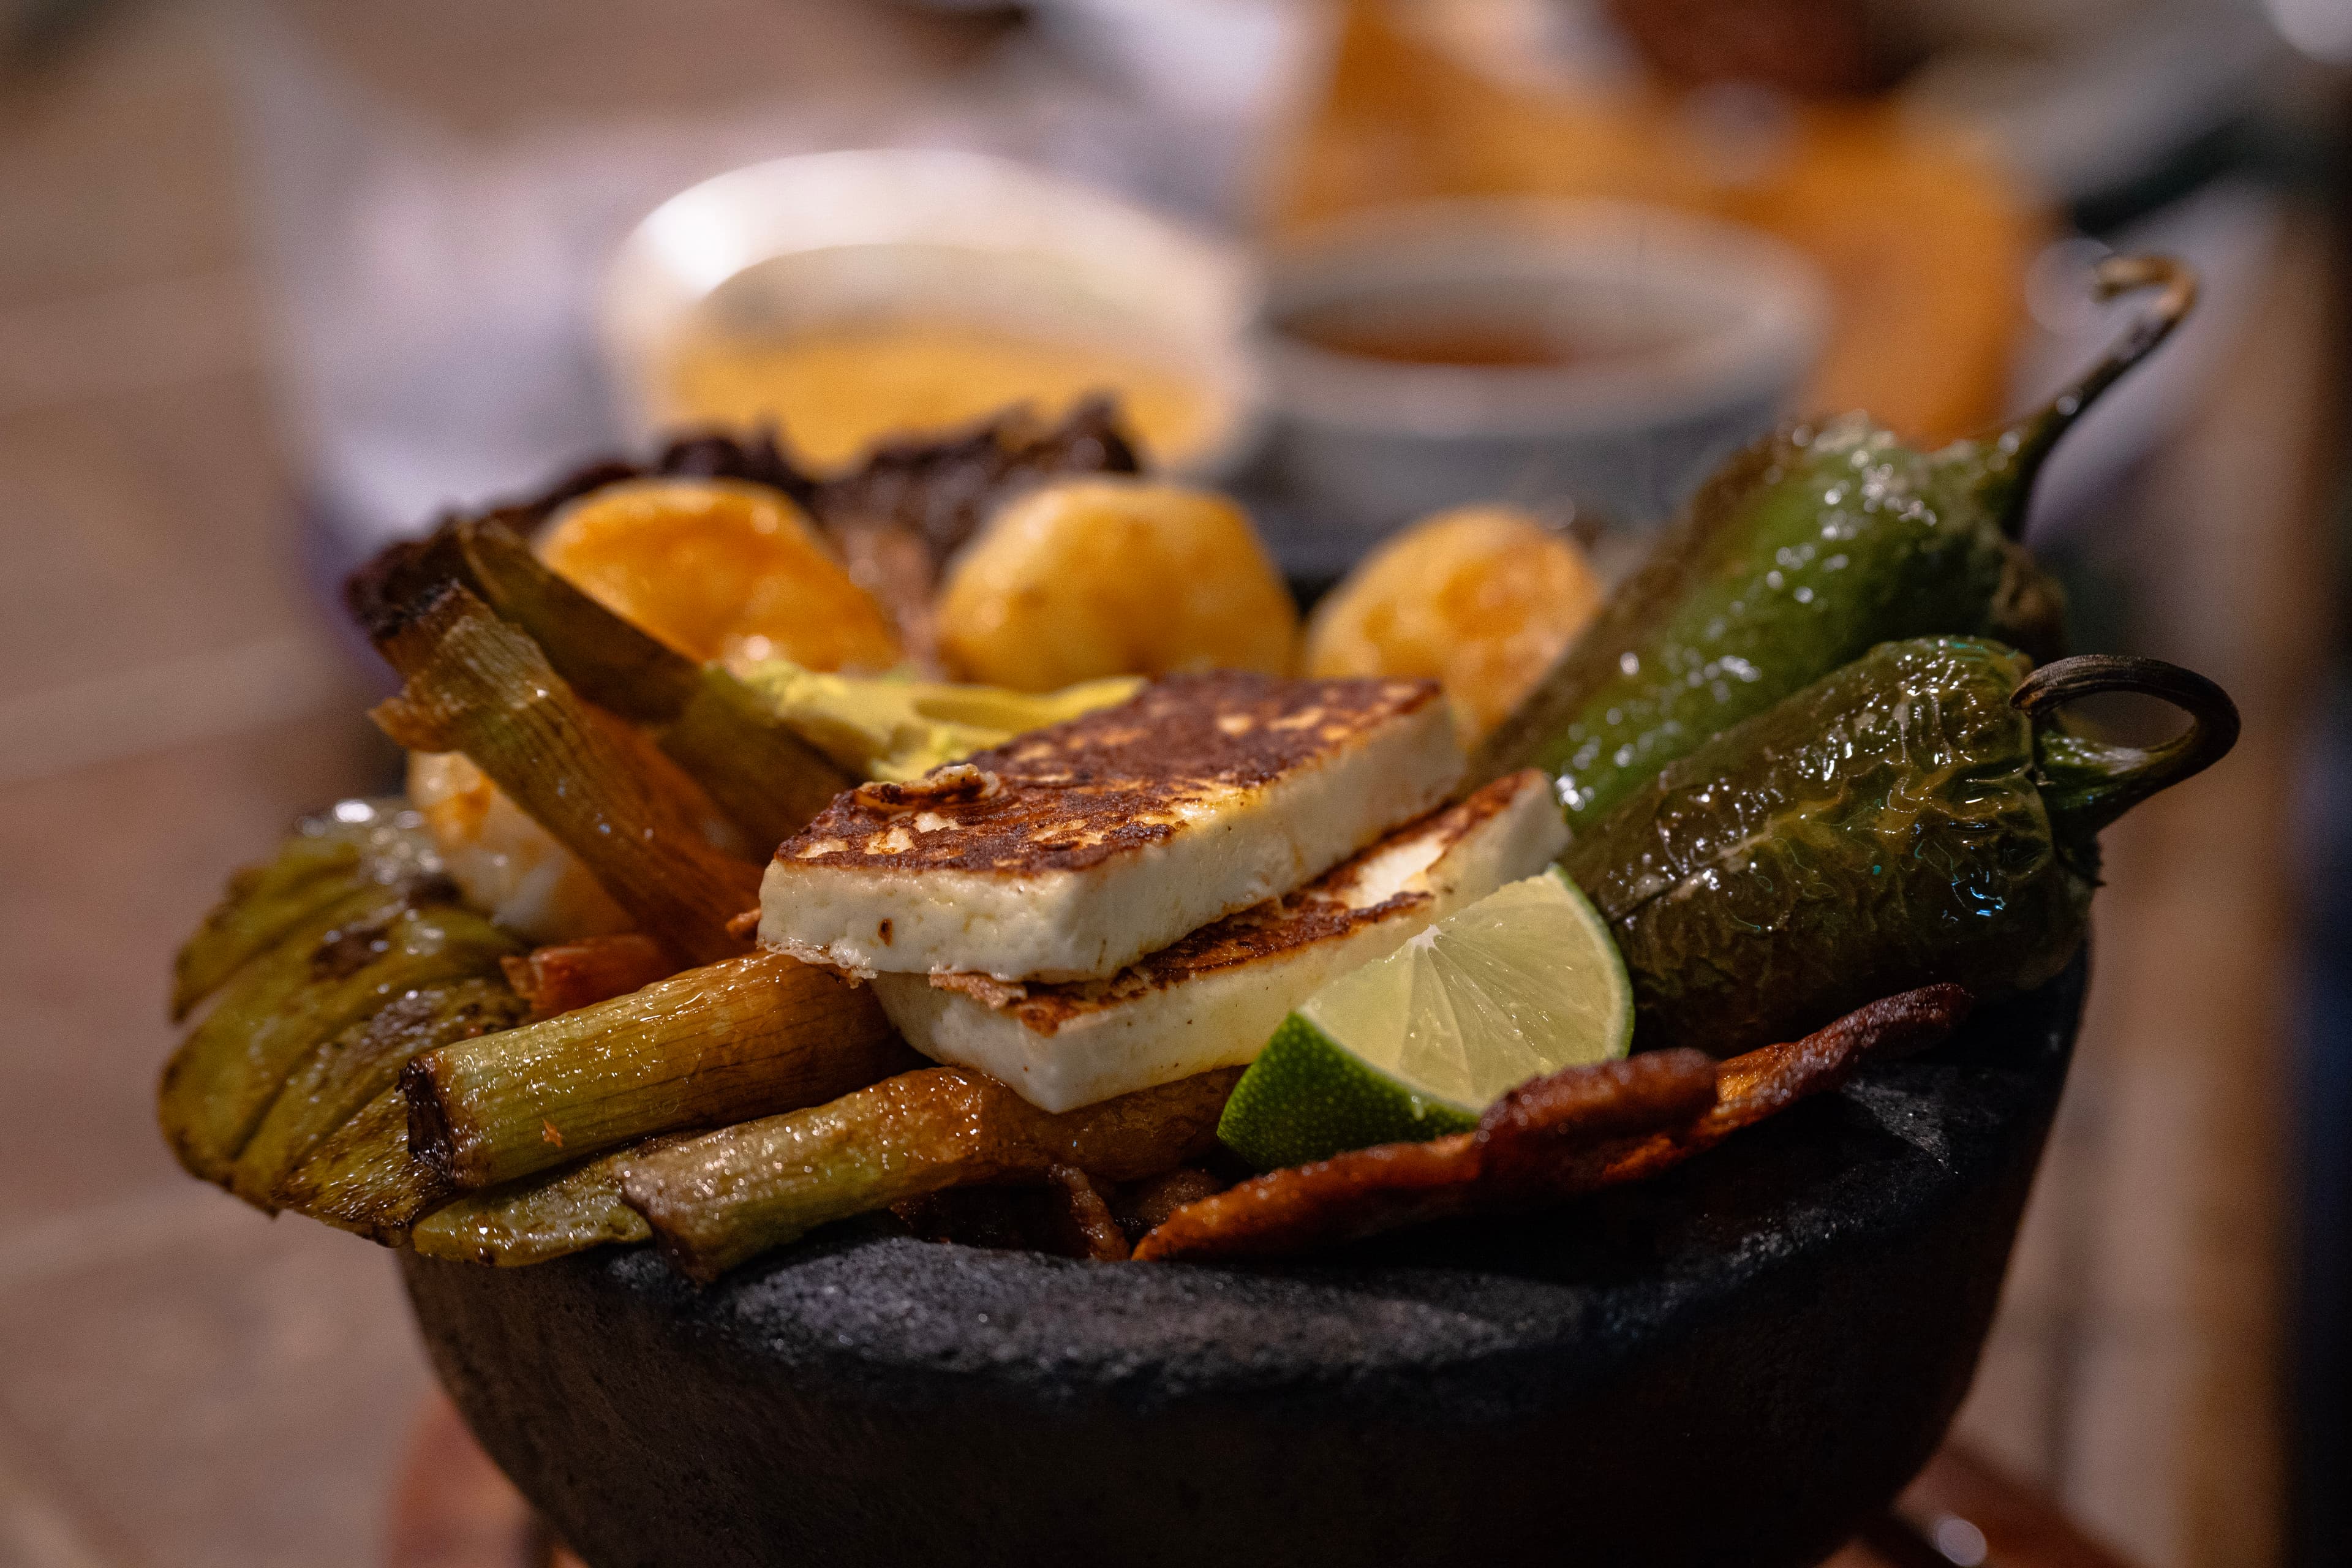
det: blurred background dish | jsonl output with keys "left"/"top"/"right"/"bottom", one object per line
{"left": 1254, "top": 196, "right": 1827, "bottom": 541}
{"left": 600, "top": 148, "right": 1262, "bottom": 478}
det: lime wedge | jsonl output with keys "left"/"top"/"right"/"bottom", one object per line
{"left": 1218, "top": 867, "right": 1634, "bottom": 1171}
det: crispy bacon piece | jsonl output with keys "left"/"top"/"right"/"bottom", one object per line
{"left": 500, "top": 934, "right": 680, "bottom": 1022}
{"left": 1131, "top": 984, "right": 1972, "bottom": 1262}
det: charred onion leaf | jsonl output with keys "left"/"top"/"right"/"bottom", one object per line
{"left": 158, "top": 885, "right": 518, "bottom": 1186}
{"left": 342, "top": 434, "right": 813, "bottom": 642}
{"left": 339, "top": 404, "right": 1143, "bottom": 840}
{"left": 428, "top": 517, "right": 700, "bottom": 722}
{"left": 368, "top": 586, "right": 760, "bottom": 967}
{"left": 655, "top": 663, "right": 853, "bottom": 846}
{"left": 409, "top": 1133, "right": 697, "bottom": 1267}
{"left": 1131, "top": 986, "right": 1970, "bottom": 1262}
{"left": 622, "top": 1065, "right": 1240, "bottom": 1283}
{"left": 372, "top": 403, "right": 1136, "bottom": 570}
{"left": 1045, "top": 1165, "right": 1133, "bottom": 1262}
{"left": 819, "top": 399, "right": 1144, "bottom": 667}
{"left": 816, "top": 396, "right": 1140, "bottom": 562}
{"left": 889, "top": 1167, "right": 1144, "bottom": 1261}
{"left": 402, "top": 948, "right": 908, "bottom": 1191}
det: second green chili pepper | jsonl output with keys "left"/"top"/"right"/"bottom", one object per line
{"left": 1562, "top": 636, "right": 2237, "bottom": 1057}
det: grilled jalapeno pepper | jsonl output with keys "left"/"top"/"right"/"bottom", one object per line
{"left": 1562, "top": 637, "right": 2237, "bottom": 1056}
{"left": 1474, "top": 257, "right": 2198, "bottom": 830}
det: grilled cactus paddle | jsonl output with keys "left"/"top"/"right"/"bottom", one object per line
{"left": 1562, "top": 638, "right": 2237, "bottom": 1056}
{"left": 170, "top": 799, "right": 443, "bottom": 1020}
{"left": 228, "top": 976, "right": 528, "bottom": 1208}
{"left": 1474, "top": 256, "right": 2197, "bottom": 829}
{"left": 159, "top": 878, "right": 519, "bottom": 1185}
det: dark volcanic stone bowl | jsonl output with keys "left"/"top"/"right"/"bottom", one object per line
{"left": 404, "top": 959, "right": 2084, "bottom": 1568}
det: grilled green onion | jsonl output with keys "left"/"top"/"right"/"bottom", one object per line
{"left": 368, "top": 585, "right": 760, "bottom": 966}
{"left": 403, "top": 948, "right": 908, "bottom": 1191}
{"left": 621, "top": 1066, "right": 1240, "bottom": 1282}
{"left": 353, "top": 517, "right": 850, "bottom": 853}
{"left": 409, "top": 1134, "right": 696, "bottom": 1267}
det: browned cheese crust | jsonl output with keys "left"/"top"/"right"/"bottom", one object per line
{"left": 774, "top": 671, "right": 1441, "bottom": 878}
{"left": 935, "top": 775, "right": 1534, "bottom": 1035}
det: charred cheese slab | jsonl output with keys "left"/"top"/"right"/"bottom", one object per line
{"left": 872, "top": 771, "right": 1567, "bottom": 1110}
{"left": 760, "top": 672, "right": 1463, "bottom": 984}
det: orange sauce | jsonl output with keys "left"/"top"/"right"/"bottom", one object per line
{"left": 658, "top": 319, "right": 1218, "bottom": 473}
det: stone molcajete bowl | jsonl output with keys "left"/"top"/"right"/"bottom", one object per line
{"left": 402, "top": 957, "right": 2084, "bottom": 1568}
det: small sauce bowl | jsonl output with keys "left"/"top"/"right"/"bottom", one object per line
{"left": 1260, "top": 198, "right": 1829, "bottom": 540}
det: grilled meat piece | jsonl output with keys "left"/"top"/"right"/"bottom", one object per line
{"left": 1132, "top": 985, "right": 1972, "bottom": 1262}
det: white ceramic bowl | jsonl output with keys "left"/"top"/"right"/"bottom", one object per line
{"left": 1259, "top": 198, "right": 1830, "bottom": 541}
{"left": 599, "top": 148, "right": 1264, "bottom": 477}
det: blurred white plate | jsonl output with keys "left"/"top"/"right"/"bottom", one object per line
{"left": 599, "top": 148, "right": 1265, "bottom": 477}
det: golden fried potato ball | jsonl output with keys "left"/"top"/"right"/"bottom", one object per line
{"left": 937, "top": 478, "right": 1299, "bottom": 692}
{"left": 539, "top": 478, "right": 900, "bottom": 673}
{"left": 1304, "top": 505, "right": 1603, "bottom": 742}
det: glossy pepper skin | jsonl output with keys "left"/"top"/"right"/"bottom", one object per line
{"left": 1562, "top": 637, "right": 2236, "bottom": 1057}
{"left": 1473, "top": 257, "right": 2197, "bottom": 831}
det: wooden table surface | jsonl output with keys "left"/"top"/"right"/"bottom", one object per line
{"left": 1940, "top": 212, "right": 2344, "bottom": 1568}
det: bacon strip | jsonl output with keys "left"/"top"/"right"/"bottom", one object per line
{"left": 1131, "top": 984, "right": 1972, "bottom": 1263}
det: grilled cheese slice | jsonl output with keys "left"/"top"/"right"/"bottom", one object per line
{"left": 761, "top": 672, "right": 1463, "bottom": 983}
{"left": 873, "top": 771, "right": 1568, "bottom": 1111}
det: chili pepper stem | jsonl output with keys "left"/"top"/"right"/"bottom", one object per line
{"left": 1965, "top": 255, "right": 2199, "bottom": 538}
{"left": 2016, "top": 654, "right": 2241, "bottom": 840}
